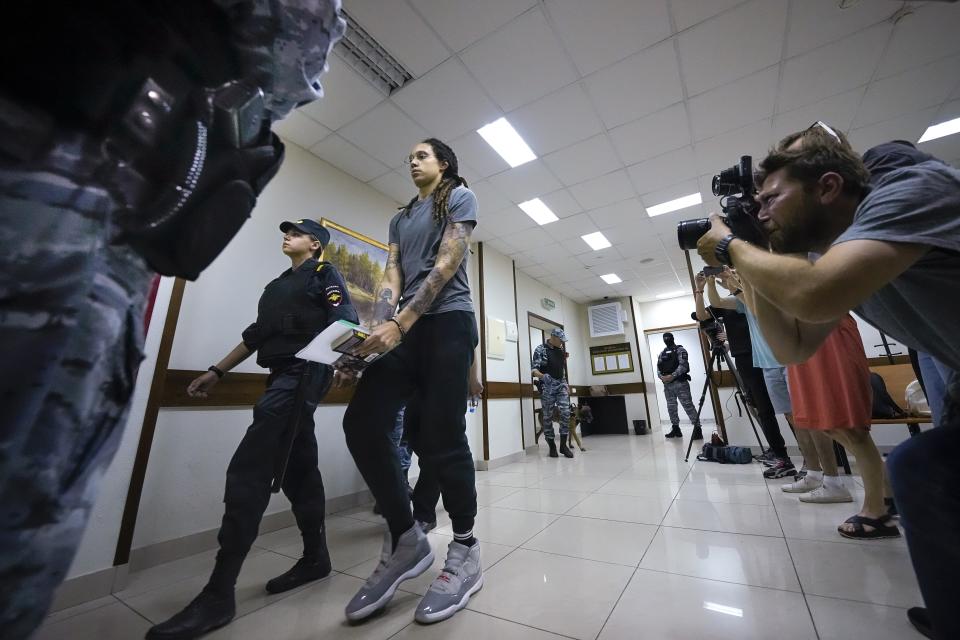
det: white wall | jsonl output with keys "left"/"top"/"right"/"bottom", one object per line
{"left": 132, "top": 143, "right": 404, "bottom": 551}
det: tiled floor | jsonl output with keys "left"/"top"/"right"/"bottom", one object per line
{"left": 39, "top": 432, "right": 925, "bottom": 639}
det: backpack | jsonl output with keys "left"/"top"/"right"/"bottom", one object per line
{"left": 870, "top": 372, "right": 906, "bottom": 419}
{"left": 697, "top": 444, "right": 753, "bottom": 464}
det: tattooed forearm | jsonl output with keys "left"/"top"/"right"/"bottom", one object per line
{"left": 371, "top": 288, "right": 395, "bottom": 325}
{"left": 402, "top": 222, "right": 471, "bottom": 320}
{"left": 371, "top": 243, "right": 402, "bottom": 326}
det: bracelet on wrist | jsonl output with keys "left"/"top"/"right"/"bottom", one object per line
{"left": 733, "top": 288, "right": 743, "bottom": 296}
{"left": 208, "top": 365, "right": 225, "bottom": 378}
{"left": 389, "top": 317, "right": 406, "bottom": 338}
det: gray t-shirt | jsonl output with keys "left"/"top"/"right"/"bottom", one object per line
{"left": 832, "top": 160, "right": 960, "bottom": 372}
{"left": 389, "top": 185, "right": 478, "bottom": 315}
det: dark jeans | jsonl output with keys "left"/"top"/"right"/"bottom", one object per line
{"left": 209, "top": 362, "right": 331, "bottom": 592}
{"left": 733, "top": 353, "right": 787, "bottom": 457}
{"left": 888, "top": 372, "right": 960, "bottom": 640}
{"left": 344, "top": 311, "right": 478, "bottom": 537}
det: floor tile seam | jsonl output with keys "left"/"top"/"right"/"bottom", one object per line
{"left": 558, "top": 509, "right": 668, "bottom": 527}
{"left": 783, "top": 533, "right": 912, "bottom": 553}
{"left": 631, "top": 565, "right": 805, "bottom": 594}
{"left": 42, "top": 594, "right": 125, "bottom": 628}
{"left": 589, "top": 489, "right": 682, "bottom": 500}
{"left": 111, "top": 593, "right": 157, "bottom": 627}
{"left": 458, "top": 607, "right": 583, "bottom": 640}
{"left": 483, "top": 501, "right": 588, "bottom": 517}
{"left": 513, "top": 544, "right": 642, "bottom": 569}
{"left": 655, "top": 523, "right": 789, "bottom": 540}
{"left": 670, "top": 495, "right": 777, "bottom": 508}
{"left": 803, "top": 591, "right": 911, "bottom": 611}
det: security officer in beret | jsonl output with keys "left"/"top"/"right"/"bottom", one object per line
{"left": 148, "top": 218, "right": 357, "bottom": 639}
{"left": 532, "top": 328, "right": 574, "bottom": 458}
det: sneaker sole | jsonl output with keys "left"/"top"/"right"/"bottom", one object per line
{"left": 781, "top": 485, "right": 820, "bottom": 494}
{"left": 799, "top": 494, "right": 854, "bottom": 503}
{"left": 764, "top": 469, "right": 797, "bottom": 479}
{"left": 414, "top": 575, "right": 484, "bottom": 624}
{"left": 345, "top": 550, "right": 435, "bottom": 622}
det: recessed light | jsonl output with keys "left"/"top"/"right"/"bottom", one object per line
{"left": 581, "top": 231, "right": 612, "bottom": 251}
{"left": 655, "top": 290, "right": 687, "bottom": 299}
{"left": 518, "top": 198, "right": 559, "bottom": 225}
{"left": 639, "top": 257, "right": 654, "bottom": 264}
{"left": 476, "top": 117, "right": 537, "bottom": 167}
{"left": 918, "top": 116, "right": 960, "bottom": 143}
{"left": 600, "top": 273, "right": 621, "bottom": 284}
{"left": 645, "top": 192, "right": 703, "bottom": 217}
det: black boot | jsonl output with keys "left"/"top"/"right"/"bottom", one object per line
{"left": 665, "top": 425, "right": 682, "bottom": 438}
{"left": 265, "top": 553, "right": 332, "bottom": 594}
{"left": 691, "top": 426, "right": 703, "bottom": 441}
{"left": 546, "top": 438, "right": 559, "bottom": 458}
{"left": 559, "top": 435, "right": 574, "bottom": 458}
{"left": 146, "top": 590, "right": 235, "bottom": 639}
{"left": 907, "top": 607, "right": 934, "bottom": 639}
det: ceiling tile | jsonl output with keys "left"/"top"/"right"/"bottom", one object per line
{"left": 577, "top": 246, "right": 624, "bottom": 267}
{"left": 487, "top": 160, "right": 563, "bottom": 204}
{"left": 339, "top": 102, "right": 428, "bottom": 168}
{"left": 778, "top": 22, "right": 890, "bottom": 112}
{"left": 692, "top": 119, "right": 773, "bottom": 175}
{"left": 875, "top": 1, "right": 960, "bottom": 79}
{"left": 410, "top": 0, "right": 538, "bottom": 52}
{"left": 524, "top": 263, "right": 553, "bottom": 278}
{"left": 640, "top": 178, "right": 701, "bottom": 209}
{"left": 485, "top": 208, "right": 538, "bottom": 237}
{"left": 449, "top": 131, "right": 511, "bottom": 178}
{"left": 560, "top": 236, "right": 595, "bottom": 256}
{"left": 786, "top": 0, "right": 900, "bottom": 58}
{"left": 309, "top": 135, "right": 390, "bottom": 182}
{"left": 688, "top": 66, "right": 779, "bottom": 141}
{"left": 569, "top": 170, "right": 636, "bottom": 210}
{"left": 583, "top": 41, "right": 683, "bottom": 129}
{"left": 343, "top": 0, "right": 450, "bottom": 76}
{"left": 521, "top": 243, "right": 569, "bottom": 265}
{"left": 272, "top": 110, "right": 331, "bottom": 149}
{"left": 677, "top": 0, "right": 788, "bottom": 96}
{"left": 546, "top": 0, "right": 672, "bottom": 76}
{"left": 471, "top": 225, "right": 496, "bottom": 242}
{"left": 508, "top": 83, "right": 605, "bottom": 156}
{"left": 542, "top": 134, "right": 622, "bottom": 186}
{"left": 852, "top": 54, "right": 959, "bottom": 129}
{"left": 610, "top": 103, "right": 691, "bottom": 165}
{"left": 627, "top": 145, "right": 698, "bottom": 196}
{"left": 771, "top": 88, "right": 866, "bottom": 141}
{"left": 670, "top": 0, "right": 743, "bottom": 32}
{"left": 848, "top": 107, "right": 940, "bottom": 152}
{"left": 469, "top": 180, "right": 514, "bottom": 216}
{"left": 483, "top": 236, "right": 521, "bottom": 256}
{"left": 540, "top": 189, "right": 584, "bottom": 219}
{"left": 587, "top": 198, "right": 645, "bottom": 229}
{"left": 542, "top": 213, "right": 600, "bottom": 242}
{"left": 460, "top": 8, "right": 579, "bottom": 111}
{"left": 508, "top": 226, "right": 553, "bottom": 252}
{"left": 391, "top": 59, "right": 501, "bottom": 140}
{"left": 368, "top": 171, "right": 414, "bottom": 204}
{"left": 298, "top": 53, "right": 385, "bottom": 130}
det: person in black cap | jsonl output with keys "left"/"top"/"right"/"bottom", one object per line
{"left": 147, "top": 218, "right": 358, "bottom": 640}
{"left": 532, "top": 328, "right": 574, "bottom": 458}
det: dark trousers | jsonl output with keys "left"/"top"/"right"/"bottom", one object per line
{"left": 733, "top": 353, "right": 787, "bottom": 457}
{"left": 209, "top": 362, "right": 331, "bottom": 592}
{"left": 400, "top": 401, "right": 443, "bottom": 524}
{"left": 344, "top": 311, "right": 478, "bottom": 537}
{"left": 888, "top": 374, "right": 960, "bottom": 640}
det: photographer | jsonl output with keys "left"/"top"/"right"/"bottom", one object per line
{"left": 694, "top": 269, "right": 793, "bottom": 474}
{"left": 657, "top": 333, "right": 703, "bottom": 440}
{"left": 696, "top": 125, "right": 960, "bottom": 640}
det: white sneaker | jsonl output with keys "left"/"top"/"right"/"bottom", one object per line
{"left": 799, "top": 485, "right": 854, "bottom": 503}
{"left": 781, "top": 475, "right": 821, "bottom": 493}
{"left": 414, "top": 541, "right": 482, "bottom": 624}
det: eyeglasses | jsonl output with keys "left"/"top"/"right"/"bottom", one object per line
{"left": 405, "top": 151, "right": 434, "bottom": 165}
{"left": 806, "top": 120, "right": 841, "bottom": 143}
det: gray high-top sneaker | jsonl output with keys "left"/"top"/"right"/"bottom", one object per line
{"left": 344, "top": 524, "right": 433, "bottom": 622}
{"left": 414, "top": 541, "right": 482, "bottom": 624}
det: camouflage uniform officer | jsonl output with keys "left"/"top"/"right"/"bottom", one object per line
{"left": 0, "top": 2, "right": 344, "bottom": 638}
{"left": 148, "top": 220, "right": 357, "bottom": 639}
{"left": 532, "top": 328, "right": 574, "bottom": 458}
{"left": 657, "top": 333, "right": 703, "bottom": 440}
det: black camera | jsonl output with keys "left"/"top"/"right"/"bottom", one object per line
{"left": 677, "top": 155, "right": 767, "bottom": 251}
{"left": 692, "top": 309, "right": 726, "bottom": 352}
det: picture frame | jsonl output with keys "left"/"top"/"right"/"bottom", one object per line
{"left": 320, "top": 218, "right": 389, "bottom": 328}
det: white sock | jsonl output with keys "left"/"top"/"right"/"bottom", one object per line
{"left": 807, "top": 470, "right": 824, "bottom": 483}
{"left": 823, "top": 475, "right": 843, "bottom": 489}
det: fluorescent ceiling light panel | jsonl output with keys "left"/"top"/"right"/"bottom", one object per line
{"left": 600, "top": 273, "right": 622, "bottom": 284}
{"left": 918, "top": 116, "right": 960, "bottom": 143}
{"left": 655, "top": 290, "right": 687, "bottom": 299}
{"left": 476, "top": 117, "right": 537, "bottom": 167}
{"left": 518, "top": 198, "right": 558, "bottom": 225}
{"left": 645, "top": 192, "right": 703, "bottom": 217}
{"left": 581, "top": 231, "right": 612, "bottom": 251}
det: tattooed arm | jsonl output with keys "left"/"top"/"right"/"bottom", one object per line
{"left": 370, "top": 243, "right": 403, "bottom": 327}
{"left": 356, "top": 222, "right": 473, "bottom": 356}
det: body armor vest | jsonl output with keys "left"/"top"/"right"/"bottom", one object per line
{"left": 658, "top": 347, "right": 680, "bottom": 376}
{"left": 541, "top": 344, "right": 566, "bottom": 380}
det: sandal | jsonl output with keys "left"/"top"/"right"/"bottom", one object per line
{"left": 837, "top": 514, "right": 901, "bottom": 540}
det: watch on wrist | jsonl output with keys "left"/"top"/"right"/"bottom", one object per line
{"left": 715, "top": 234, "right": 737, "bottom": 267}
{"left": 208, "top": 365, "right": 225, "bottom": 378}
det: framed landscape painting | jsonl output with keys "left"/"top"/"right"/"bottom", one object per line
{"left": 320, "top": 218, "right": 389, "bottom": 328}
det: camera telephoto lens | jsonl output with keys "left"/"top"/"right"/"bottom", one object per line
{"left": 677, "top": 218, "right": 712, "bottom": 250}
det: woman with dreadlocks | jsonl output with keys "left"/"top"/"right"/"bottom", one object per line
{"left": 341, "top": 138, "right": 481, "bottom": 625}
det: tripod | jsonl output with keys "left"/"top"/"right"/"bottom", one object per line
{"left": 684, "top": 345, "right": 769, "bottom": 462}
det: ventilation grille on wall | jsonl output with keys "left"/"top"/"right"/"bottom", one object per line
{"left": 336, "top": 10, "right": 414, "bottom": 95}
{"left": 588, "top": 301, "right": 623, "bottom": 338}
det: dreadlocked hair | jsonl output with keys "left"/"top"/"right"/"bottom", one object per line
{"left": 401, "top": 138, "right": 469, "bottom": 225}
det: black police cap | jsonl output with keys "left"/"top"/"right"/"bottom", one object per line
{"left": 280, "top": 219, "right": 330, "bottom": 248}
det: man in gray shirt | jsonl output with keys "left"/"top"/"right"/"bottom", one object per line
{"left": 697, "top": 126, "right": 960, "bottom": 640}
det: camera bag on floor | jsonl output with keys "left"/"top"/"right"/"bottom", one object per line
{"left": 698, "top": 443, "right": 753, "bottom": 464}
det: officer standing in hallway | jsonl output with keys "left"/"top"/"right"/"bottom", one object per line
{"left": 532, "top": 328, "right": 575, "bottom": 458}
{"left": 147, "top": 219, "right": 357, "bottom": 640}
{"left": 658, "top": 333, "right": 703, "bottom": 440}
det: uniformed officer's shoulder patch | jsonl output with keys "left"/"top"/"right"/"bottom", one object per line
{"left": 324, "top": 279, "right": 344, "bottom": 306}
